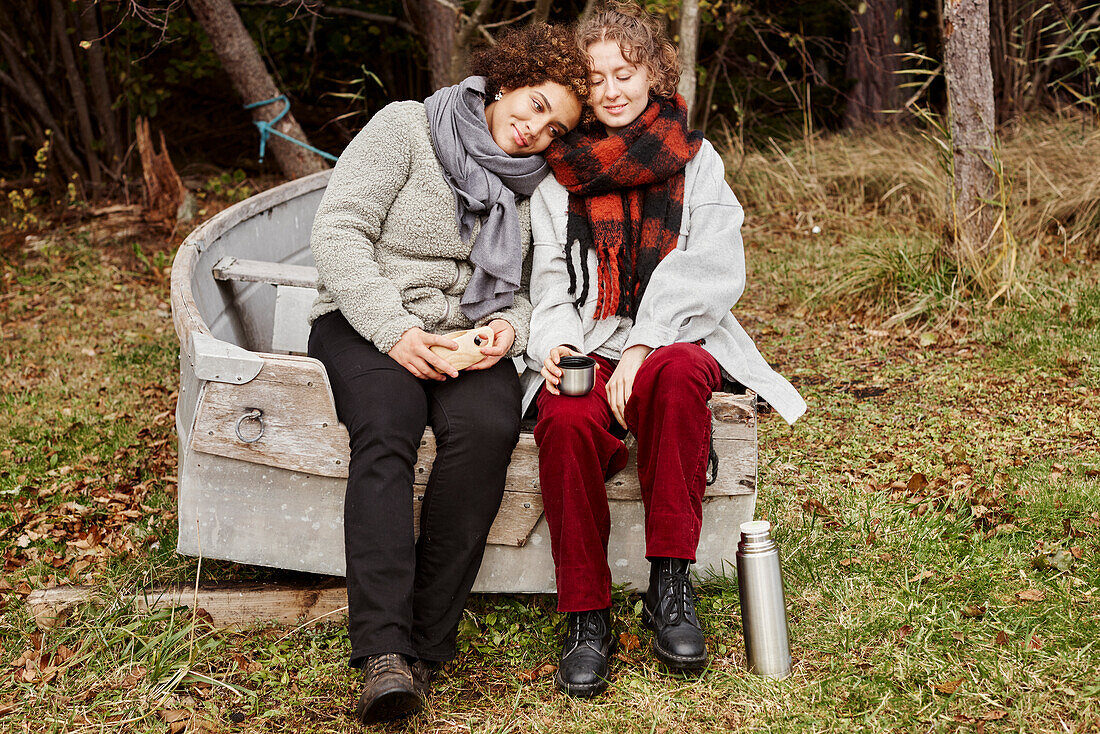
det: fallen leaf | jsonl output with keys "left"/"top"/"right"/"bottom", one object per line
{"left": 1016, "top": 589, "right": 1045, "bottom": 602}
{"left": 896, "top": 624, "right": 913, "bottom": 641}
{"left": 951, "top": 631, "right": 964, "bottom": 642}
{"left": 516, "top": 663, "right": 556, "bottom": 682}
{"left": 120, "top": 666, "right": 147, "bottom": 689}
{"left": 1027, "top": 635, "right": 1042, "bottom": 650}
{"left": 907, "top": 473, "right": 929, "bottom": 492}
{"left": 618, "top": 632, "right": 640, "bottom": 652}
{"left": 994, "top": 631, "right": 1009, "bottom": 646}
{"left": 934, "top": 678, "right": 963, "bottom": 695}
{"left": 159, "top": 709, "right": 190, "bottom": 730}
{"left": 1048, "top": 549, "right": 1075, "bottom": 571}
{"left": 54, "top": 645, "right": 75, "bottom": 664}
{"left": 981, "top": 711, "right": 1007, "bottom": 721}
{"left": 961, "top": 605, "right": 986, "bottom": 618}
{"left": 1063, "top": 518, "right": 1084, "bottom": 538}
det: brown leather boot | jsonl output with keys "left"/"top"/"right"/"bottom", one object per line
{"left": 355, "top": 653, "right": 421, "bottom": 724}
{"left": 410, "top": 659, "right": 439, "bottom": 700}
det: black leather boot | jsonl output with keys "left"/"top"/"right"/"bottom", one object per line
{"left": 643, "top": 558, "right": 708, "bottom": 670}
{"left": 555, "top": 608, "right": 616, "bottom": 697}
{"left": 355, "top": 653, "right": 422, "bottom": 724}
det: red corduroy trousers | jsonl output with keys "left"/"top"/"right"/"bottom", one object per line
{"left": 533, "top": 342, "right": 722, "bottom": 612}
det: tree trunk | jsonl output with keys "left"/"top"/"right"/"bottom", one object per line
{"left": 533, "top": 0, "right": 552, "bottom": 24}
{"left": 0, "top": 43, "right": 85, "bottom": 180}
{"left": 943, "top": 0, "right": 996, "bottom": 261}
{"left": 50, "top": 0, "right": 101, "bottom": 190}
{"left": 188, "top": 0, "right": 329, "bottom": 179}
{"left": 74, "top": 0, "right": 122, "bottom": 175}
{"left": 410, "top": 0, "right": 459, "bottom": 90}
{"left": 1, "top": 88, "right": 16, "bottom": 160}
{"left": 677, "top": 0, "right": 700, "bottom": 123}
{"left": 136, "top": 117, "right": 187, "bottom": 223}
{"left": 579, "top": 0, "right": 599, "bottom": 27}
{"left": 844, "top": 0, "right": 904, "bottom": 126}
{"left": 450, "top": 0, "right": 495, "bottom": 86}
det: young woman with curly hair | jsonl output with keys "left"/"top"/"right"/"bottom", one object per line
{"left": 306, "top": 24, "right": 587, "bottom": 723}
{"left": 523, "top": 2, "right": 806, "bottom": 696}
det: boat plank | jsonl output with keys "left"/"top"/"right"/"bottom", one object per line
{"left": 213, "top": 256, "right": 320, "bottom": 288}
{"left": 28, "top": 582, "right": 348, "bottom": 630}
{"left": 191, "top": 368, "right": 756, "bottom": 499}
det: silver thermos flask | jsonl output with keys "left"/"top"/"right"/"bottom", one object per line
{"left": 736, "top": 520, "right": 792, "bottom": 679}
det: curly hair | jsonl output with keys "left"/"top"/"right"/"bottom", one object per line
{"left": 577, "top": 1, "right": 680, "bottom": 99}
{"left": 469, "top": 24, "right": 590, "bottom": 108}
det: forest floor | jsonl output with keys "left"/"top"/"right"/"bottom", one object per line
{"left": 1, "top": 117, "right": 1099, "bottom": 733}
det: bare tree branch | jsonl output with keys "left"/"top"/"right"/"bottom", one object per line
{"left": 322, "top": 6, "right": 414, "bottom": 32}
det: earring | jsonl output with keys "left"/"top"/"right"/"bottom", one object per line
{"left": 494, "top": 89, "right": 503, "bottom": 101}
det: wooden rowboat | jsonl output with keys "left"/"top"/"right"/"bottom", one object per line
{"left": 169, "top": 171, "right": 758, "bottom": 592}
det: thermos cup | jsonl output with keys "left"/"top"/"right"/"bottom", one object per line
{"left": 557, "top": 355, "right": 596, "bottom": 396}
{"left": 736, "top": 520, "right": 792, "bottom": 679}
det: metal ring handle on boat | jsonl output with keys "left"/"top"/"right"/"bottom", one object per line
{"left": 235, "top": 409, "right": 265, "bottom": 444}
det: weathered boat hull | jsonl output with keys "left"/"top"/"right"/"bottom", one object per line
{"left": 170, "top": 171, "right": 757, "bottom": 592}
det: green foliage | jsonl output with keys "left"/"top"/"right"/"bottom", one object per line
{"left": 200, "top": 169, "right": 254, "bottom": 203}
{"left": 109, "top": 13, "right": 220, "bottom": 121}
{"left": 1031, "top": 1, "right": 1100, "bottom": 114}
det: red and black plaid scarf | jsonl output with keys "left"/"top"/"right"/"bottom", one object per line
{"left": 544, "top": 95, "right": 703, "bottom": 319}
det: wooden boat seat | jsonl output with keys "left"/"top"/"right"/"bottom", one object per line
{"left": 171, "top": 172, "right": 757, "bottom": 593}
{"left": 213, "top": 256, "right": 319, "bottom": 354}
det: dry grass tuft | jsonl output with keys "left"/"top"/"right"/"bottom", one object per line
{"left": 733, "top": 114, "right": 1100, "bottom": 255}
{"left": 729, "top": 114, "right": 1100, "bottom": 320}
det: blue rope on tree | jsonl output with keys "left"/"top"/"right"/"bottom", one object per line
{"left": 244, "top": 95, "right": 339, "bottom": 163}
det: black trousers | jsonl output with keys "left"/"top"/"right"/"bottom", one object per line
{"left": 308, "top": 311, "right": 521, "bottom": 665}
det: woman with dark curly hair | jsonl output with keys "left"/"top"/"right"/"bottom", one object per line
{"left": 306, "top": 24, "right": 587, "bottom": 723}
{"left": 524, "top": 2, "right": 806, "bottom": 696}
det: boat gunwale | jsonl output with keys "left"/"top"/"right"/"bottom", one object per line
{"left": 170, "top": 170, "right": 332, "bottom": 349}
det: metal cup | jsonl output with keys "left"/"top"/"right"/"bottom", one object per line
{"left": 558, "top": 355, "right": 596, "bottom": 396}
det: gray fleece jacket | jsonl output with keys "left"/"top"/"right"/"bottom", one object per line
{"left": 308, "top": 100, "right": 532, "bottom": 356}
{"left": 524, "top": 139, "right": 806, "bottom": 424}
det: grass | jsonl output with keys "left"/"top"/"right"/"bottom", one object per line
{"left": 2, "top": 115, "right": 1099, "bottom": 732}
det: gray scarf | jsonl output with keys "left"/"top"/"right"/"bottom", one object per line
{"left": 425, "top": 76, "right": 549, "bottom": 321}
